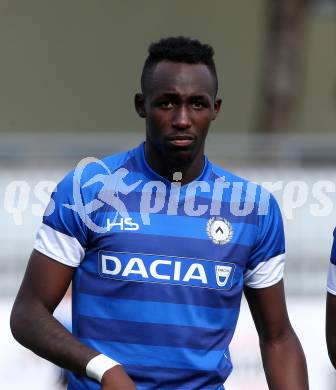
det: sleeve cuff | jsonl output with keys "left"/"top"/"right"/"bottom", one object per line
{"left": 34, "top": 223, "right": 84, "bottom": 267}
{"left": 244, "top": 253, "right": 285, "bottom": 289}
{"left": 327, "top": 263, "right": 336, "bottom": 295}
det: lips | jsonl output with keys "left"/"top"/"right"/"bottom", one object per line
{"left": 167, "top": 135, "right": 194, "bottom": 147}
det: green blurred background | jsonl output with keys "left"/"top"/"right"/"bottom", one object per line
{"left": 0, "top": 0, "right": 334, "bottom": 135}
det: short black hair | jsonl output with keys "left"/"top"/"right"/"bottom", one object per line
{"left": 141, "top": 36, "right": 218, "bottom": 95}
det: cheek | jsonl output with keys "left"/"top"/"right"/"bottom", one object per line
{"left": 194, "top": 113, "right": 213, "bottom": 131}
{"left": 148, "top": 111, "right": 171, "bottom": 131}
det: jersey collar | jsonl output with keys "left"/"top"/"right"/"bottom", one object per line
{"left": 137, "top": 142, "right": 211, "bottom": 188}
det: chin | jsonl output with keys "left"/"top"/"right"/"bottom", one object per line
{"left": 166, "top": 148, "right": 194, "bottom": 167}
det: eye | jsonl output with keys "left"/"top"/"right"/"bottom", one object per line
{"left": 159, "top": 101, "right": 174, "bottom": 109}
{"left": 191, "top": 101, "right": 204, "bottom": 110}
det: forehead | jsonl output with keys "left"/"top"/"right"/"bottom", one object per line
{"left": 146, "top": 61, "right": 216, "bottom": 97}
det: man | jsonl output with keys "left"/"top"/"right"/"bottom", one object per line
{"left": 326, "top": 229, "right": 336, "bottom": 369}
{"left": 11, "top": 37, "right": 308, "bottom": 389}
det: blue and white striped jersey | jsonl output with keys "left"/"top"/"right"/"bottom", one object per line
{"left": 35, "top": 143, "right": 285, "bottom": 390}
{"left": 328, "top": 228, "right": 336, "bottom": 295}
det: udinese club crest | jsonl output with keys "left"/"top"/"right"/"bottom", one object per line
{"left": 206, "top": 217, "right": 233, "bottom": 245}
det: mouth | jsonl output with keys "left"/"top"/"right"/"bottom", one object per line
{"left": 167, "top": 135, "right": 194, "bottom": 147}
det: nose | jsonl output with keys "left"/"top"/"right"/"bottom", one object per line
{"left": 172, "top": 106, "right": 192, "bottom": 130}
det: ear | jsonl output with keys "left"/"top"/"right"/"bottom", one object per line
{"left": 212, "top": 98, "right": 222, "bottom": 120}
{"left": 134, "top": 93, "right": 146, "bottom": 118}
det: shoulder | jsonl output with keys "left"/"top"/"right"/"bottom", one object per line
{"left": 58, "top": 146, "right": 139, "bottom": 187}
{"left": 49, "top": 146, "right": 140, "bottom": 212}
{"left": 77, "top": 147, "right": 138, "bottom": 181}
{"left": 209, "top": 161, "right": 276, "bottom": 209}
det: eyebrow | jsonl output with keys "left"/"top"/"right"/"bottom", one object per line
{"left": 189, "top": 94, "right": 210, "bottom": 100}
{"left": 154, "top": 92, "right": 211, "bottom": 100}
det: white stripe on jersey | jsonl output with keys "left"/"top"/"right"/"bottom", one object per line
{"left": 244, "top": 253, "right": 285, "bottom": 289}
{"left": 327, "top": 263, "right": 336, "bottom": 295}
{"left": 34, "top": 223, "right": 85, "bottom": 267}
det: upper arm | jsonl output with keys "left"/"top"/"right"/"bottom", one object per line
{"left": 326, "top": 230, "right": 336, "bottom": 367}
{"left": 13, "top": 249, "right": 75, "bottom": 313}
{"left": 244, "top": 192, "right": 285, "bottom": 290}
{"left": 326, "top": 292, "right": 336, "bottom": 368}
{"left": 15, "top": 168, "right": 89, "bottom": 311}
{"left": 10, "top": 170, "right": 90, "bottom": 363}
{"left": 244, "top": 191, "right": 289, "bottom": 341}
{"left": 244, "top": 281, "right": 292, "bottom": 342}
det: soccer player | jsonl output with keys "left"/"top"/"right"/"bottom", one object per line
{"left": 326, "top": 229, "right": 336, "bottom": 369}
{"left": 10, "top": 37, "right": 309, "bottom": 389}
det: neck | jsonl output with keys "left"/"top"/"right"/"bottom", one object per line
{"left": 144, "top": 142, "right": 205, "bottom": 185}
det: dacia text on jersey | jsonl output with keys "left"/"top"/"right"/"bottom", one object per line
{"left": 99, "top": 251, "right": 236, "bottom": 290}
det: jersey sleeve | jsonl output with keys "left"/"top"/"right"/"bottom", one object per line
{"left": 34, "top": 170, "right": 88, "bottom": 267}
{"left": 327, "top": 228, "right": 336, "bottom": 295}
{"left": 244, "top": 193, "right": 286, "bottom": 288}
